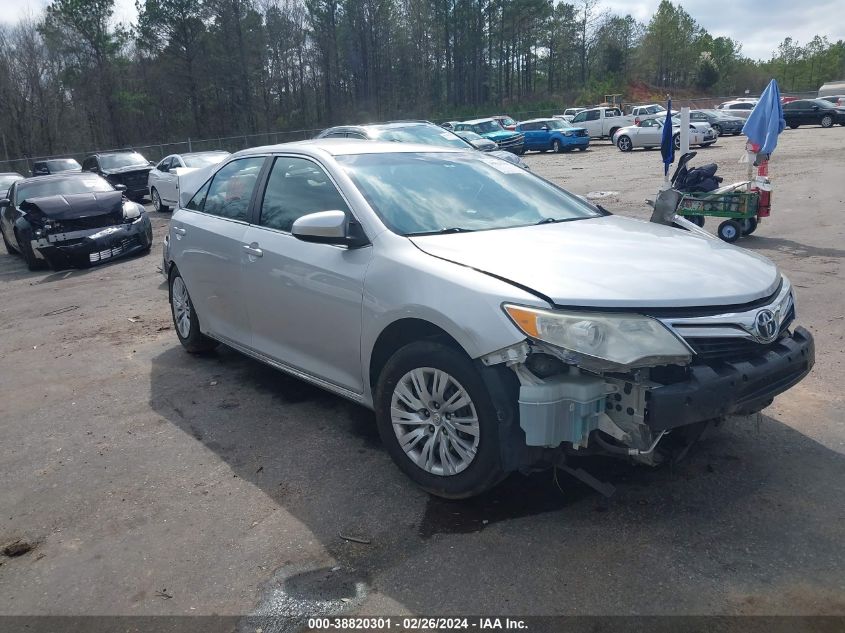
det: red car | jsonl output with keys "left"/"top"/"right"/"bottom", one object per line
{"left": 491, "top": 115, "right": 517, "bottom": 131}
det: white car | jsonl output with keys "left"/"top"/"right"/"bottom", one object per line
{"left": 671, "top": 114, "right": 718, "bottom": 143}
{"left": 148, "top": 151, "right": 230, "bottom": 212}
{"left": 716, "top": 100, "right": 758, "bottom": 119}
{"left": 612, "top": 118, "right": 711, "bottom": 152}
{"left": 554, "top": 107, "right": 586, "bottom": 122}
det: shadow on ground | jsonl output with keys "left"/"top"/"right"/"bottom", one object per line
{"left": 148, "top": 344, "right": 845, "bottom": 620}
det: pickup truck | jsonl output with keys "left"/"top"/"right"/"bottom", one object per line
{"left": 570, "top": 107, "right": 636, "bottom": 139}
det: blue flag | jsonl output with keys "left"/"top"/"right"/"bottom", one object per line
{"left": 742, "top": 79, "right": 785, "bottom": 156}
{"left": 660, "top": 98, "right": 674, "bottom": 176}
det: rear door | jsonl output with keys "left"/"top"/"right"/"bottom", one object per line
{"left": 170, "top": 156, "right": 268, "bottom": 346}
{"left": 240, "top": 155, "right": 371, "bottom": 393}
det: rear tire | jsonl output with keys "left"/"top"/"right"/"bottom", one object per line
{"left": 374, "top": 341, "right": 505, "bottom": 499}
{"left": 169, "top": 269, "right": 219, "bottom": 353}
{"left": 552, "top": 139, "right": 563, "bottom": 153}
{"left": 717, "top": 220, "right": 742, "bottom": 243}
{"left": 740, "top": 217, "right": 758, "bottom": 235}
{"left": 821, "top": 115, "right": 833, "bottom": 128}
{"left": 151, "top": 187, "right": 170, "bottom": 213}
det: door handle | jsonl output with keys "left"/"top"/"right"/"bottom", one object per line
{"left": 173, "top": 226, "right": 186, "bottom": 235}
{"left": 243, "top": 243, "right": 263, "bottom": 258}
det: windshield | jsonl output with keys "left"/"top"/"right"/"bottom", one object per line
{"left": 337, "top": 152, "right": 600, "bottom": 236}
{"left": 472, "top": 120, "right": 505, "bottom": 134}
{"left": 369, "top": 125, "right": 470, "bottom": 149}
{"left": 545, "top": 119, "right": 571, "bottom": 130}
{"left": 183, "top": 152, "right": 229, "bottom": 168}
{"left": 99, "top": 153, "right": 149, "bottom": 170}
{"left": 16, "top": 176, "right": 114, "bottom": 203}
{"left": 46, "top": 159, "right": 81, "bottom": 171}
{"left": 498, "top": 117, "right": 516, "bottom": 127}
{"left": 0, "top": 175, "right": 22, "bottom": 190}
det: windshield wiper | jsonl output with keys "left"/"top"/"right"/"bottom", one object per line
{"left": 411, "top": 227, "right": 476, "bottom": 236}
{"left": 535, "top": 217, "right": 564, "bottom": 225}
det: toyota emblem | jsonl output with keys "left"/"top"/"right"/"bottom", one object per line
{"left": 754, "top": 309, "right": 778, "bottom": 342}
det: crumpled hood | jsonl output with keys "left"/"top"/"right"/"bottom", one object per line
{"left": 21, "top": 191, "right": 124, "bottom": 220}
{"left": 482, "top": 130, "right": 521, "bottom": 142}
{"left": 410, "top": 215, "right": 780, "bottom": 309}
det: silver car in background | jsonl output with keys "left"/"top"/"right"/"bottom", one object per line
{"left": 164, "top": 141, "right": 814, "bottom": 498}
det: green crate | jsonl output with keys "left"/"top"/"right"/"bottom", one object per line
{"left": 676, "top": 191, "right": 759, "bottom": 219}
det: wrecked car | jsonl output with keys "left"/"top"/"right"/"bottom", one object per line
{"left": 81, "top": 151, "right": 153, "bottom": 202}
{"left": 165, "top": 142, "right": 814, "bottom": 498}
{"left": 1, "top": 173, "right": 152, "bottom": 270}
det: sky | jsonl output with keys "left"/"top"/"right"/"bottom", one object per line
{"left": 0, "top": 0, "right": 843, "bottom": 61}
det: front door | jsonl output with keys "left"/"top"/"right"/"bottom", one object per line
{"left": 240, "top": 155, "right": 371, "bottom": 393}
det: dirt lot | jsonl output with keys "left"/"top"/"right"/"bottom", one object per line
{"left": 1, "top": 128, "right": 844, "bottom": 628}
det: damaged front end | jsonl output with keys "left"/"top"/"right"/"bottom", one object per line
{"left": 483, "top": 290, "right": 815, "bottom": 479}
{"left": 21, "top": 191, "right": 152, "bottom": 269}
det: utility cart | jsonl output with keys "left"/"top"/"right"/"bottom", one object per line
{"left": 675, "top": 189, "right": 764, "bottom": 243}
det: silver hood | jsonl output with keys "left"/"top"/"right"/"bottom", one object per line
{"left": 410, "top": 215, "right": 780, "bottom": 309}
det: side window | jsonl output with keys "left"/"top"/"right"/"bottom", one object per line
{"left": 172, "top": 157, "right": 185, "bottom": 168}
{"left": 323, "top": 131, "right": 346, "bottom": 138}
{"left": 346, "top": 132, "right": 367, "bottom": 139}
{"left": 585, "top": 110, "right": 600, "bottom": 121}
{"left": 157, "top": 157, "right": 171, "bottom": 171}
{"left": 202, "top": 157, "right": 265, "bottom": 221}
{"left": 258, "top": 157, "right": 349, "bottom": 233}
{"left": 186, "top": 179, "right": 211, "bottom": 211}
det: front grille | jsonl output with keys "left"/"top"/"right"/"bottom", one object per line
{"left": 684, "top": 305, "right": 795, "bottom": 363}
{"left": 55, "top": 214, "right": 120, "bottom": 232}
{"left": 496, "top": 134, "right": 524, "bottom": 149}
{"left": 575, "top": 129, "right": 588, "bottom": 137}
{"left": 88, "top": 236, "right": 139, "bottom": 263}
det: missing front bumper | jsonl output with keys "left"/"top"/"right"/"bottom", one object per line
{"left": 33, "top": 215, "right": 153, "bottom": 268}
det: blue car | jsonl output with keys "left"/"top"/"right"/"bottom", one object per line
{"left": 516, "top": 118, "right": 590, "bottom": 153}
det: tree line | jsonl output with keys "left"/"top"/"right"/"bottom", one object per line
{"left": 0, "top": 0, "right": 843, "bottom": 162}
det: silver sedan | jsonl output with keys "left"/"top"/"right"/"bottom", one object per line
{"left": 612, "top": 118, "right": 710, "bottom": 151}
{"left": 163, "top": 141, "right": 812, "bottom": 498}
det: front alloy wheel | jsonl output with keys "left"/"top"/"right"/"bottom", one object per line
{"left": 375, "top": 341, "right": 506, "bottom": 498}
{"left": 390, "top": 368, "right": 480, "bottom": 476}
{"left": 617, "top": 136, "right": 632, "bottom": 152}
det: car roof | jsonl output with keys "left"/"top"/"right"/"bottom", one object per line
{"left": 93, "top": 150, "right": 144, "bottom": 157}
{"left": 519, "top": 118, "right": 554, "bottom": 124}
{"left": 460, "top": 118, "right": 496, "bottom": 124}
{"left": 234, "top": 139, "right": 468, "bottom": 158}
{"left": 180, "top": 151, "right": 230, "bottom": 157}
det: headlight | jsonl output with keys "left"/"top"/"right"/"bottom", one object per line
{"left": 504, "top": 304, "right": 691, "bottom": 368}
{"left": 564, "top": 131, "right": 573, "bottom": 137}
{"left": 123, "top": 202, "right": 141, "bottom": 221}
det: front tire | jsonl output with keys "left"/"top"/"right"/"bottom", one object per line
{"left": 374, "top": 341, "right": 504, "bottom": 498}
{"left": 151, "top": 187, "right": 170, "bottom": 213}
{"left": 15, "top": 229, "right": 45, "bottom": 271}
{"left": 673, "top": 134, "right": 681, "bottom": 150}
{"left": 169, "top": 270, "right": 219, "bottom": 353}
{"left": 717, "top": 219, "right": 742, "bottom": 243}
{"left": 712, "top": 124, "right": 722, "bottom": 136}
{"left": 616, "top": 135, "right": 633, "bottom": 152}
{"left": 552, "top": 139, "right": 563, "bottom": 153}
{"left": 2, "top": 226, "right": 17, "bottom": 255}
{"left": 740, "top": 217, "right": 758, "bottom": 235}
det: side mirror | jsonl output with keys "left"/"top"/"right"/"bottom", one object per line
{"left": 149, "top": 160, "right": 156, "bottom": 166}
{"left": 812, "top": 105, "right": 820, "bottom": 111}
{"left": 291, "top": 210, "right": 368, "bottom": 248}
{"left": 540, "top": 125, "right": 549, "bottom": 131}
{"left": 0, "top": 199, "right": 10, "bottom": 208}
{"left": 114, "top": 184, "right": 128, "bottom": 192}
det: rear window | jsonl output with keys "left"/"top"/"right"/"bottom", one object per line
{"left": 99, "top": 153, "right": 149, "bottom": 170}
{"left": 368, "top": 125, "right": 469, "bottom": 149}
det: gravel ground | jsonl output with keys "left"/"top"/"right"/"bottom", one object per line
{"left": 0, "top": 128, "right": 843, "bottom": 625}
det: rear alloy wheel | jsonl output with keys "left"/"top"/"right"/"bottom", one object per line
{"left": 820, "top": 115, "right": 834, "bottom": 128}
{"left": 151, "top": 187, "right": 170, "bottom": 213}
{"left": 717, "top": 219, "right": 742, "bottom": 243}
{"left": 169, "top": 271, "right": 219, "bottom": 353}
{"left": 552, "top": 139, "right": 563, "bottom": 153}
{"left": 616, "top": 135, "right": 633, "bottom": 152}
{"left": 375, "top": 341, "right": 505, "bottom": 498}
